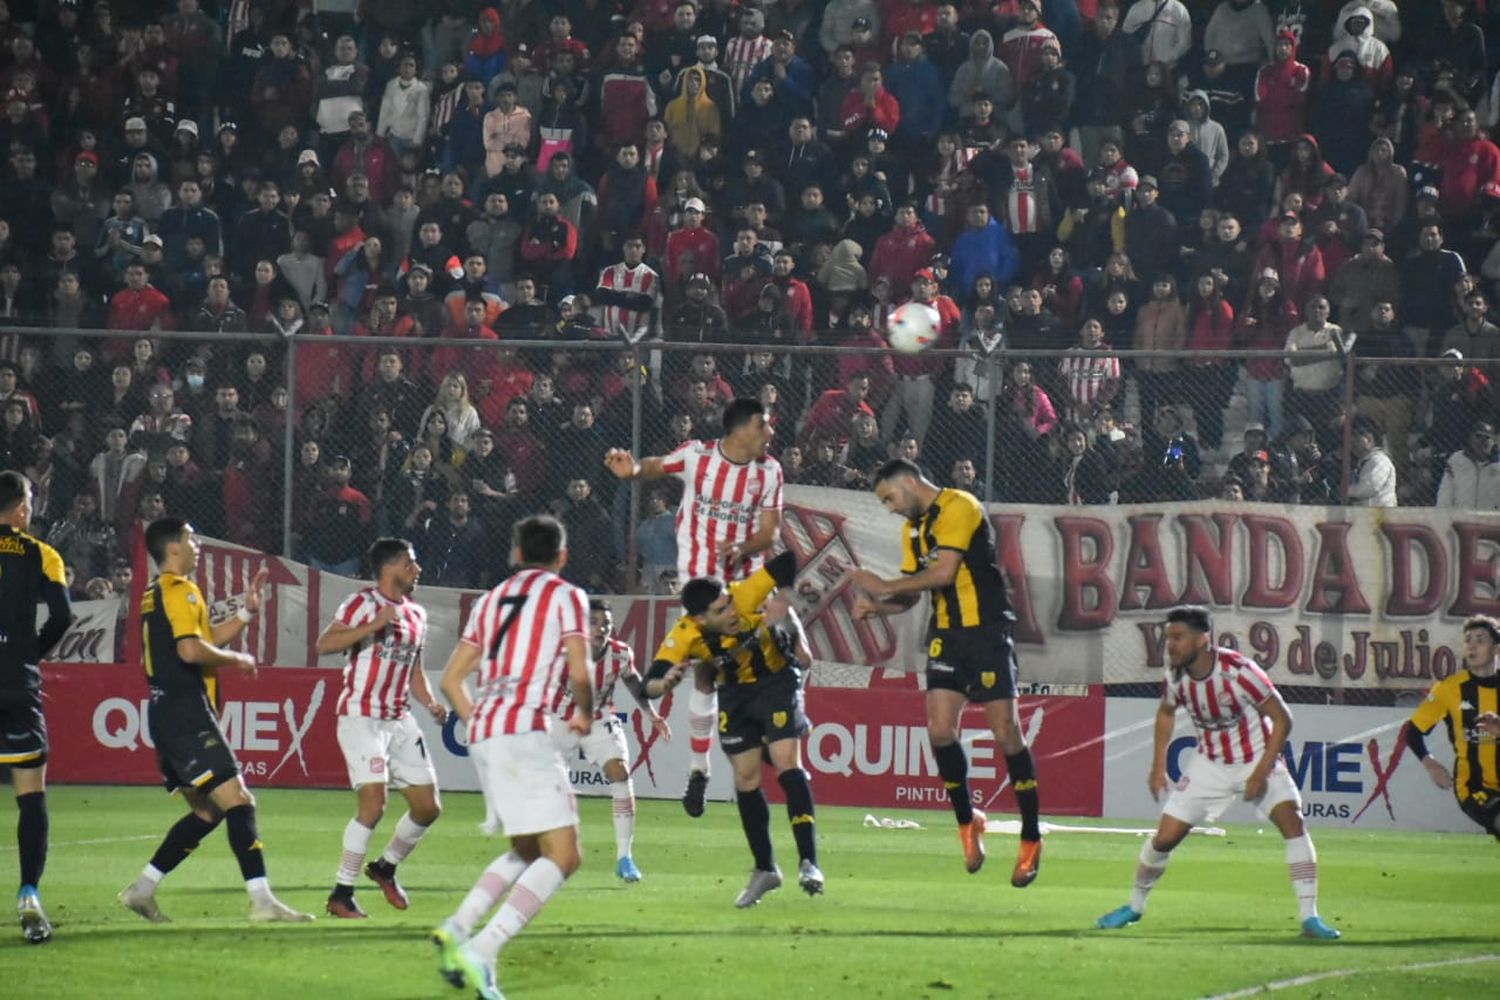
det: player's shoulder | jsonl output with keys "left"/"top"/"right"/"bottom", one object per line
{"left": 1217, "top": 646, "right": 1269, "bottom": 677}
{"left": 607, "top": 636, "right": 633, "bottom": 659}
{"left": 1427, "top": 670, "right": 1470, "bottom": 696}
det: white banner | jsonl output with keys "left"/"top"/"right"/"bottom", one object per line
{"left": 1100, "top": 699, "right": 1476, "bottom": 833}
{"left": 42, "top": 599, "right": 120, "bottom": 663}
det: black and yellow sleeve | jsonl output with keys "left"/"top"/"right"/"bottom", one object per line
{"left": 931, "top": 490, "right": 984, "bottom": 553}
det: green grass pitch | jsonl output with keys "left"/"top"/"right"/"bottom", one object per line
{"left": 2, "top": 786, "right": 1497, "bottom": 999}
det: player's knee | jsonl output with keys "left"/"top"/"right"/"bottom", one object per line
{"left": 548, "top": 842, "right": 582, "bottom": 877}
{"left": 414, "top": 801, "right": 442, "bottom": 825}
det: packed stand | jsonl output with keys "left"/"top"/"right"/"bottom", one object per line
{"left": 2, "top": 0, "right": 1500, "bottom": 597}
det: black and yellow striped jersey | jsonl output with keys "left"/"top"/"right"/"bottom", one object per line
{"left": 141, "top": 572, "right": 218, "bottom": 708}
{"left": 0, "top": 525, "right": 71, "bottom": 676}
{"left": 653, "top": 565, "right": 795, "bottom": 686}
{"left": 901, "top": 488, "right": 1013, "bottom": 632}
{"left": 1409, "top": 670, "right": 1500, "bottom": 800}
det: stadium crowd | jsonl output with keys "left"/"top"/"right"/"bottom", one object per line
{"left": 0, "top": 0, "right": 1497, "bottom": 596}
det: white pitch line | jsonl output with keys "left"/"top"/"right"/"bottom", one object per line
{"left": 0, "top": 834, "right": 157, "bottom": 852}
{"left": 1201, "top": 953, "right": 1500, "bottom": 999}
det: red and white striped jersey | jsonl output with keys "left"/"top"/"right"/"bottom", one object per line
{"left": 597, "top": 261, "right": 660, "bottom": 341}
{"left": 1002, "top": 164, "right": 1044, "bottom": 235}
{"left": 662, "top": 439, "right": 784, "bottom": 581}
{"left": 723, "top": 35, "right": 773, "bottom": 93}
{"left": 1058, "top": 347, "right": 1122, "bottom": 408}
{"left": 333, "top": 589, "right": 428, "bottom": 721}
{"left": 1164, "top": 648, "right": 1277, "bottom": 765}
{"left": 462, "top": 568, "right": 590, "bottom": 741}
{"left": 551, "top": 636, "right": 635, "bottom": 722}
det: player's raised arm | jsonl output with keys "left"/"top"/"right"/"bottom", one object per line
{"left": 209, "top": 567, "right": 270, "bottom": 648}
{"left": 316, "top": 602, "right": 399, "bottom": 654}
{"left": 604, "top": 448, "right": 669, "bottom": 481}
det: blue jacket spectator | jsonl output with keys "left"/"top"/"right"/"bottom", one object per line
{"left": 950, "top": 208, "right": 1020, "bottom": 298}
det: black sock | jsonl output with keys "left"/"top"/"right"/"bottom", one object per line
{"left": 735, "top": 788, "right": 775, "bottom": 871}
{"left": 330, "top": 882, "right": 354, "bottom": 899}
{"left": 932, "top": 742, "right": 974, "bottom": 825}
{"left": 16, "top": 792, "right": 47, "bottom": 888}
{"left": 1005, "top": 749, "right": 1041, "bottom": 842}
{"left": 149, "top": 813, "right": 221, "bottom": 876}
{"left": 224, "top": 805, "right": 267, "bottom": 881}
{"left": 778, "top": 768, "right": 817, "bottom": 865}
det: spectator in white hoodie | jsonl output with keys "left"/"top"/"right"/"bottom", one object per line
{"left": 1347, "top": 416, "right": 1397, "bottom": 507}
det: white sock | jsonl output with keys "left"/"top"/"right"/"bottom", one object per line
{"left": 688, "top": 687, "right": 716, "bottom": 773}
{"left": 337, "top": 818, "right": 374, "bottom": 887}
{"left": 611, "top": 779, "right": 636, "bottom": 860}
{"left": 380, "top": 812, "right": 430, "bottom": 866}
{"left": 1284, "top": 833, "right": 1320, "bottom": 921}
{"left": 139, "top": 864, "right": 165, "bottom": 889}
{"left": 246, "top": 876, "right": 272, "bottom": 902}
{"left": 450, "top": 851, "right": 528, "bottom": 938}
{"left": 468, "top": 858, "right": 567, "bottom": 963}
{"left": 1129, "top": 840, "right": 1172, "bottom": 913}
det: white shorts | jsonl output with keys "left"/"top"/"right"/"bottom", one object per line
{"left": 1163, "top": 753, "right": 1302, "bottom": 826}
{"left": 549, "top": 715, "right": 629, "bottom": 770}
{"left": 471, "top": 730, "right": 578, "bottom": 837}
{"left": 337, "top": 714, "right": 438, "bottom": 791}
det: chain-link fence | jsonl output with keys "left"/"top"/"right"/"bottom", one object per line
{"left": 5, "top": 326, "right": 1494, "bottom": 607}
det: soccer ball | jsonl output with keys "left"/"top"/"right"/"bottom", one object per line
{"left": 885, "top": 302, "right": 942, "bottom": 354}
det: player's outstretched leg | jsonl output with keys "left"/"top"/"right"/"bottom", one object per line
{"left": 120, "top": 809, "right": 222, "bottom": 923}
{"left": 932, "top": 739, "right": 985, "bottom": 873}
{"left": 15, "top": 784, "right": 50, "bottom": 943}
{"left": 777, "top": 766, "right": 822, "bottom": 896}
{"left": 684, "top": 684, "right": 716, "bottom": 817}
{"left": 1097, "top": 826, "right": 1180, "bottom": 929}
{"left": 434, "top": 850, "right": 529, "bottom": 987}
{"left": 605, "top": 765, "right": 640, "bottom": 882}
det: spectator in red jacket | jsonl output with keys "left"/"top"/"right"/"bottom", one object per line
{"left": 840, "top": 63, "right": 900, "bottom": 136}
{"left": 1254, "top": 31, "right": 1310, "bottom": 159}
{"left": 801, "top": 371, "right": 875, "bottom": 445}
{"left": 1438, "top": 108, "right": 1500, "bottom": 224}
{"left": 331, "top": 109, "right": 399, "bottom": 205}
{"left": 869, "top": 203, "right": 936, "bottom": 292}
{"left": 597, "top": 34, "right": 657, "bottom": 151}
{"left": 520, "top": 190, "right": 580, "bottom": 300}
{"left": 1255, "top": 213, "right": 1326, "bottom": 312}
{"left": 664, "top": 196, "right": 720, "bottom": 286}
{"left": 106, "top": 262, "right": 174, "bottom": 363}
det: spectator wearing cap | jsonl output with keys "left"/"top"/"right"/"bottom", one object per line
{"left": 249, "top": 32, "right": 313, "bottom": 141}
{"left": 112, "top": 117, "right": 162, "bottom": 189}
{"left": 1156, "top": 120, "right": 1214, "bottom": 225}
{"left": 743, "top": 28, "right": 815, "bottom": 120}
{"left": 1330, "top": 227, "right": 1396, "bottom": 333}
{"left": 883, "top": 268, "right": 959, "bottom": 449}
{"left": 332, "top": 108, "right": 399, "bottom": 206}
{"left": 1121, "top": 0, "right": 1192, "bottom": 69}
{"left": 376, "top": 52, "right": 430, "bottom": 156}
{"left": 1347, "top": 415, "right": 1396, "bottom": 507}
{"left": 301, "top": 453, "right": 373, "bottom": 577}
{"left": 821, "top": 0, "right": 880, "bottom": 57}
{"left": 664, "top": 194, "right": 719, "bottom": 289}
{"left": 680, "top": 33, "right": 736, "bottom": 121}
{"left": 723, "top": 7, "right": 772, "bottom": 94}
{"left": 1122, "top": 175, "right": 1176, "bottom": 284}
{"left": 1402, "top": 221, "right": 1467, "bottom": 356}
{"left": 1436, "top": 420, "right": 1500, "bottom": 510}
{"left": 1254, "top": 32, "right": 1312, "bottom": 159}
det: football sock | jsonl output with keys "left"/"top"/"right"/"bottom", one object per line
{"left": 224, "top": 805, "right": 268, "bottom": 883}
{"left": 610, "top": 779, "right": 636, "bottom": 859}
{"left": 147, "top": 812, "right": 221, "bottom": 879}
{"left": 777, "top": 768, "right": 817, "bottom": 864}
{"left": 735, "top": 788, "right": 776, "bottom": 871}
{"left": 379, "top": 812, "right": 429, "bottom": 866}
{"left": 688, "top": 688, "right": 716, "bottom": 773}
{"left": 932, "top": 741, "right": 974, "bottom": 825}
{"left": 335, "top": 818, "right": 374, "bottom": 890}
{"left": 451, "top": 851, "right": 528, "bottom": 938}
{"left": 1129, "top": 840, "right": 1173, "bottom": 913}
{"left": 1005, "top": 749, "right": 1042, "bottom": 841}
{"left": 16, "top": 792, "right": 47, "bottom": 889}
{"left": 1284, "top": 833, "right": 1320, "bottom": 921}
{"left": 468, "top": 858, "right": 567, "bottom": 962}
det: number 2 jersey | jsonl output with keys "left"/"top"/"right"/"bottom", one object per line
{"left": 650, "top": 551, "right": 800, "bottom": 688}
{"left": 332, "top": 588, "right": 428, "bottom": 721}
{"left": 459, "top": 567, "right": 589, "bottom": 740}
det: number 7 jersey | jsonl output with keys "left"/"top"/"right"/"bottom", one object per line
{"left": 460, "top": 567, "right": 590, "bottom": 741}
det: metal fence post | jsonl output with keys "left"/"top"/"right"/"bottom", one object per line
{"left": 624, "top": 341, "right": 645, "bottom": 593}
{"left": 1338, "top": 352, "right": 1356, "bottom": 503}
{"left": 983, "top": 351, "right": 998, "bottom": 504}
{"left": 280, "top": 333, "right": 298, "bottom": 558}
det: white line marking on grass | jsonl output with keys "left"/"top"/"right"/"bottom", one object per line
{"left": 1201, "top": 953, "right": 1500, "bottom": 999}
{"left": 0, "top": 834, "right": 157, "bottom": 852}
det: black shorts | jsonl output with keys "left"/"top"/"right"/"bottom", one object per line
{"left": 0, "top": 673, "right": 47, "bottom": 769}
{"left": 148, "top": 699, "right": 240, "bottom": 795}
{"left": 1459, "top": 788, "right": 1500, "bottom": 841}
{"left": 717, "top": 673, "right": 808, "bottom": 756}
{"left": 925, "top": 625, "right": 1019, "bottom": 703}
